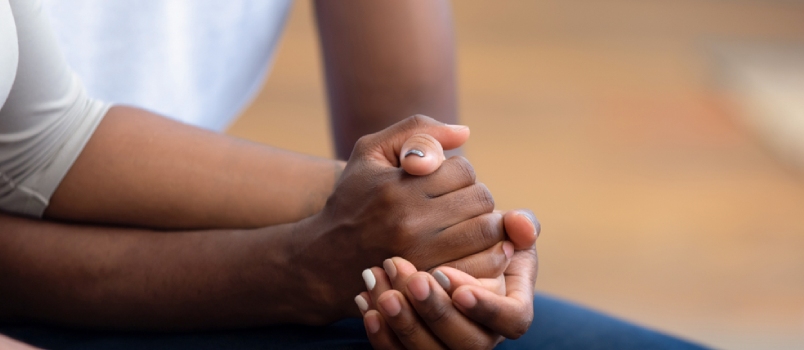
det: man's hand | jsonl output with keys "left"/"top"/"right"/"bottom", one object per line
{"left": 287, "top": 115, "right": 507, "bottom": 323}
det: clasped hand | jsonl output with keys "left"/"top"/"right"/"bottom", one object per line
{"left": 288, "top": 116, "right": 539, "bottom": 348}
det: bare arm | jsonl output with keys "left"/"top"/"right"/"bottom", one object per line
{"left": 314, "top": 0, "right": 458, "bottom": 159}
{"left": 0, "top": 212, "right": 305, "bottom": 330}
{"left": 44, "top": 106, "right": 345, "bottom": 230}
{"left": 1, "top": 116, "right": 507, "bottom": 330}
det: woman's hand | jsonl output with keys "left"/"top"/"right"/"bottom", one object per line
{"left": 359, "top": 258, "right": 505, "bottom": 349}
{"left": 355, "top": 209, "right": 540, "bottom": 349}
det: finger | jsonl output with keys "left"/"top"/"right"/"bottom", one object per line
{"left": 414, "top": 182, "right": 495, "bottom": 231}
{"left": 356, "top": 291, "right": 371, "bottom": 315}
{"left": 386, "top": 256, "right": 505, "bottom": 299}
{"left": 376, "top": 290, "right": 446, "bottom": 349}
{"left": 404, "top": 272, "right": 502, "bottom": 349}
{"left": 433, "top": 240, "right": 514, "bottom": 280}
{"left": 363, "top": 267, "right": 394, "bottom": 311}
{"left": 400, "top": 133, "right": 445, "bottom": 176}
{"left": 413, "top": 212, "right": 505, "bottom": 271}
{"left": 407, "top": 156, "right": 476, "bottom": 197}
{"left": 364, "top": 310, "right": 405, "bottom": 350}
{"left": 354, "top": 114, "right": 470, "bottom": 166}
{"left": 383, "top": 257, "right": 419, "bottom": 292}
{"left": 503, "top": 209, "right": 541, "bottom": 250}
{"left": 432, "top": 266, "right": 507, "bottom": 296}
{"left": 452, "top": 249, "right": 538, "bottom": 339}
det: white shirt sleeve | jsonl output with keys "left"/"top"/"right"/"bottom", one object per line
{"left": 0, "top": 0, "right": 110, "bottom": 217}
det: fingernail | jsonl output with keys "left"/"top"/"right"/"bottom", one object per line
{"left": 383, "top": 259, "right": 397, "bottom": 280}
{"left": 365, "top": 313, "right": 381, "bottom": 334}
{"left": 433, "top": 270, "right": 451, "bottom": 290}
{"left": 379, "top": 296, "right": 402, "bottom": 317}
{"left": 404, "top": 149, "right": 425, "bottom": 158}
{"left": 446, "top": 124, "right": 469, "bottom": 131}
{"left": 519, "top": 211, "right": 541, "bottom": 237}
{"left": 503, "top": 241, "right": 514, "bottom": 259}
{"left": 455, "top": 289, "right": 477, "bottom": 309}
{"left": 355, "top": 295, "right": 369, "bottom": 313}
{"left": 408, "top": 276, "right": 431, "bottom": 301}
{"left": 362, "top": 269, "right": 376, "bottom": 291}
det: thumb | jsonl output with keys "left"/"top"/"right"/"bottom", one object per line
{"left": 353, "top": 115, "right": 469, "bottom": 167}
{"left": 503, "top": 209, "right": 540, "bottom": 250}
{"left": 400, "top": 133, "right": 445, "bottom": 176}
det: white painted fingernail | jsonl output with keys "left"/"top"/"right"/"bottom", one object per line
{"left": 354, "top": 295, "right": 369, "bottom": 313}
{"left": 433, "top": 270, "right": 451, "bottom": 290}
{"left": 362, "top": 269, "right": 376, "bottom": 290}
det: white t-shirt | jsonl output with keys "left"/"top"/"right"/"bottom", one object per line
{"left": 42, "top": 0, "right": 292, "bottom": 131}
{"left": 0, "top": 0, "right": 109, "bottom": 217}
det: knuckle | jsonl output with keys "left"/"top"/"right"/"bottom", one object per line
{"left": 461, "top": 335, "right": 494, "bottom": 350}
{"left": 397, "top": 115, "right": 426, "bottom": 135}
{"left": 410, "top": 133, "right": 439, "bottom": 151}
{"left": 453, "top": 156, "right": 477, "bottom": 183}
{"left": 478, "top": 296, "right": 503, "bottom": 321}
{"left": 353, "top": 134, "right": 372, "bottom": 153}
{"left": 505, "top": 305, "right": 533, "bottom": 339}
{"left": 393, "top": 318, "right": 422, "bottom": 339}
{"left": 509, "top": 317, "right": 532, "bottom": 339}
{"left": 409, "top": 114, "right": 431, "bottom": 127}
{"left": 472, "top": 183, "right": 495, "bottom": 212}
{"left": 474, "top": 214, "right": 503, "bottom": 244}
{"left": 376, "top": 180, "right": 399, "bottom": 206}
{"left": 420, "top": 300, "right": 451, "bottom": 325}
{"left": 396, "top": 218, "right": 418, "bottom": 239}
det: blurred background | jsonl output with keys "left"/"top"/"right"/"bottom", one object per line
{"left": 227, "top": 1, "right": 804, "bottom": 349}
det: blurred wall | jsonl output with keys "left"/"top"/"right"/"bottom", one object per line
{"left": 228, "top": 1, "right": 804, "bottom": 348}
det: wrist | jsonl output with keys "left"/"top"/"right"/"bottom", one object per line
{"left": 252, "top": 214, "right": 349, "bottom": 325}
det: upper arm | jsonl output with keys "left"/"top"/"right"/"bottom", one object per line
{"left": 0, "top": 0, "right": 109, "bottom": 217}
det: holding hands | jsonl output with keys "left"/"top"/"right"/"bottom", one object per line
{"left": 349, "top": 116, "right": 541, "bottom": 349}
{"left": 290, "top": 115, "right": 516, "bottom": 323}
{"left": 357, "top": 209, "right": 539, "bottom": 350}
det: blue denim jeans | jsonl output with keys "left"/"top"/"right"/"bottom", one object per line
{"left": 2, "top": 294, "right": 707, "bottom": 349}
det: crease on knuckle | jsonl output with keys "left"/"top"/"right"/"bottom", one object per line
{"left": 409, "top": 114, "right": 428, "bottom": 127}
{"left": 508, "top": 316, "right": 532, "bottom": 339}
{"left": 461, "top": 335, "right": 494, "bottom": 350}
{"left": 353, "top": 134, "right": 372, "bottom": 152}
{"left": 503, "top": 303, "right": 533, "bottom": 339}
{"left": 474, "top": 215, "right": 502, "bottom": 245}
{"left": 456, "top": 157, "right": 477, "bottom": 183}
{"left": 393, "top": 318, "right": 422, "bottom": 339}
{"left": 411, "top": 134, "right": 439, "bottom": 151}
{"left": 420, "top": 300, "right": 451, "bottom": 325}
{"left": 473, "top": 184, "right": 495, "bottom": 212}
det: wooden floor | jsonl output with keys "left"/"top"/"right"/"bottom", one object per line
{"left": 227, "top": 1, "right": 804, "bottom": 348}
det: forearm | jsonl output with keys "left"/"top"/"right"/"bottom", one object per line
{"left": 44, "top": 106, "right": 345, "bottom": 230}
{"left": 314, "top": 0, "right": 458, "bottom": 159}
{"left": 0, "top": 212, "right": 317, "bottom": 330}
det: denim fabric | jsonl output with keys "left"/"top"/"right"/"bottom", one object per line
{"left": 2, "top": 294, "right": 708, "bottom": 349}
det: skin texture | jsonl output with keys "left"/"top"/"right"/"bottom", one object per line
{"left": 314, "top": 0, "right": 458, "bottom": 159}
{"left": 359, "top": 210, "right": 540, "bottom": 349}
{"left": 0, "top": 0, "right": 538, "bottom": 341}
{"left": 0, "top": 114, "right": 508, "bottom": 329}
{"left": 400, "top": 133, "right": 447, "bottom": 176}
{"left": 44, "top": 106, "right": 345, "bottom": 230}
{"left": 280, "top": 116, "right": 504, "bottom": 322}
